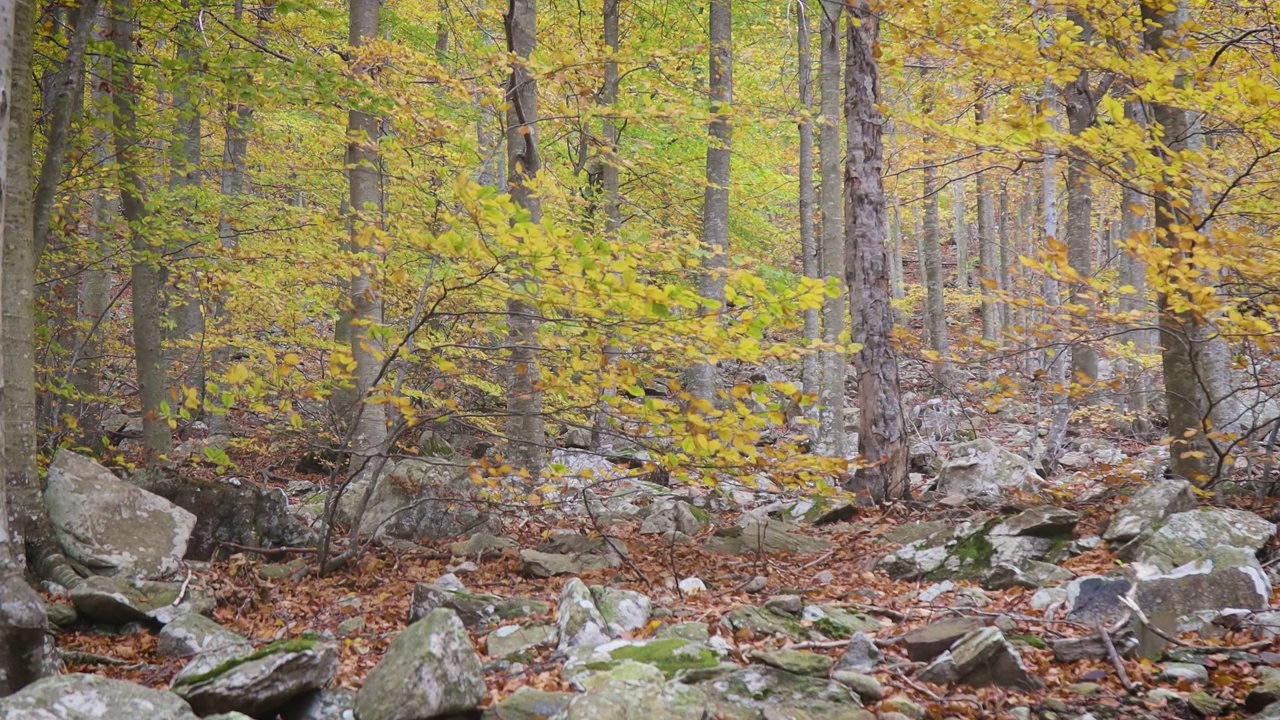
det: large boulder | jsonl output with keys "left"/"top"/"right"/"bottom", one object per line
{"left": 1131, "top": 545, "right": 1272, "bottom": 633}
{"left": 408, "top": 581, "right": 548, "bottom": 628}
{"left": 45, "top": 449, "right": 196, "bottom": 578}
{"left": 901, "top": 617, "right": 985, "bottom": 662}
{"left": 132, "top": 468, "right": 316, "bottom": 560}
{"left": 1121, "top": 507, "right": 1275, "bottom": 571}
{"left": 354, "top": 609, "right": 486, "bottom": 720}
{"left": 704, "top": 519, "right": 833, "bottom": 556}
{"left": 931, "top": 440, "right": 1040, "bottom": 504}
{"left": 700, "top": 665, "right": 871, "bottom": 720}
{"left": 558, "top": 661, "right": 708, "bottom": 720}
{"left": 0, "top": 674, "right": 199, "bottom": 720}
{"left": 159, "top": 614, "right": 254, "bottom": 685}
{"left": 590, "top": 586, "right": 651, "bottom": 637}
{"left": 558, "top": 578, "right": 610, "bottom": 651}
{"left": 0, "top": 573, "right": 50, "bottom": 696}
{"left": 917, "top": 627, "right": 1038, "bottom": 690}
{"left": 172, "top": 639, "right": 339, "bottom": 717}
{"left": 339, "top": 457, "right": 492, "bottom": 541}
{"left": 70, "top": 575, "right": 213, "bottom": 626}
{"left": 1102, "top": 478, "right": 1196, "bottom": 544}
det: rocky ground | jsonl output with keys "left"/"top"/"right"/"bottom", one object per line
{"left": 5, "top": 427, "right": 1280, "bottom": 720}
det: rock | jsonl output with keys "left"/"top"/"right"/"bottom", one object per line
{"left": 70, "top": 575, "right": 212, "bottom": 625}
{"left": 354, "top": 609, "right": 486, "bottom": 720}
{"left": 1187, "top": 690, "right": 1229, "bottom": 716}
{"left": 655, "top": 622, "right": 710, "bottom": 643}
{"left": 0, "top": 673, "right": 199, "bottom": 719}
{"left": 1058, "top": 451, "right": 1090, "bottom": 469}
{"left": 417, "top": 429, "right": 455, "bottom": 456}
{"left": 640, "top": 501, "right": 705, "bottom": 536}
{"left": 801, "top": 604, "right": 880, "bottom": 637}
{"left": 590, "top": 586, "right": 651, "bottom": 637}
{"left": 916, "top": 627, "right": 1038, "bottom": 690}
{"left": 981, "top": 560, "right": 1074, "bottom": 590}
{"left": 487, "top": 623, "right": 557, "bottom": 659}
{"left": 700, "top": 666, "right": 870, "bottom": 720}
{"left": 719, "top": 605, "right": 818, "bottom": 641}
{"left": 450, "top": 532, "right": 518, "bottom": 559}
{"left": 1064, "top": 575, "right": 1135, "bottom": 627}
{"left": 703, "top": 520, "right": 833, "bottom": 556}
{"left": 559, "top": 661, "right": 707, "bottom": 720}
{"left": 764, "top": 594, "right": 804, "bottom": 616}
{"left": 918, "top": 581, "right": 955, "bottom": 603}
{"left": 832, "top": 670, "right": 883, "bottom": 702}
{"left": 989, "top": 506, "right": 1079, "bottom": 537}
{"left": 1068, "top": 681, "right": 1101, "bottom": 695}
{"left": 1131, "top": 545, "right": 1271, "bottom": 632}
{"left": 1246, "top": 667, "right": 1280, "bottom": 711}
{"left": 339, "top": 457, "right": 492, "bottom": 541}
{"left": 480, "top": 689, "right": 573, "bottom": 720}
{"left": 881, "top": 696, "right": 925, "bottom": 720}
{"left": 750, "top": 649, "right": 834, "bottom": 677}
{"left": 1052, "top": 633, "right": 1138, "bottom": 662}
{"left": 160, "top": 613, "right": 254, "bottom": 684}
{"left": 835, "top": 632, "right": 883, "bottom": 672}
{"left": 520, "top": 549, "right": 618, "bottom": 577}
{"left": 407, "top": 582, "right": 548, "bottom": 628}
{"left": 273, "top": 688, "right": 355, "bottom": 720}
{"left": 173, "top": 639, "right": 339, "bottom": 717}
{"left": 1162, "top": 662, "right": 1210, "bottom": 684}
{"left": 558, "top": 578, "right": 610, "bottom": 651}
{"left": 1103, "top": 478, "right": 1197, "bottom": 543}
{"left": 678, "top": 577, "right": 707, "bottom": 595}
{"left": 743, "top": 575, "right": 768, "bottom": 593}
{"left": 0, "top": 574, "right": 50, "bottom": 696}
{"left": 901, "top": 616, "right": 985, "bottom": 662}
{"left": 41, "top": 601, "right": 76, "bottom": 628}
{"left": 336, "top": 616, "right": 365, "bottom": 637}
{"left": 931, "top": 439, "right": 1040, "bottom": 504}
{"left": 45, "top": 449, "right": 196, "bottom": 577}
{"left": 561, "top": 638, "right": 720, "bottom": 682}
{"left": 1122, "top": 508, "right": 1276, "bottom": 571}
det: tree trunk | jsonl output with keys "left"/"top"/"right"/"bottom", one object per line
{"left": 591, "top": 0, "right": 621, "bottom": 453}
{"left": 815, "top": 0, "right": 844, "bottom": 457}
{"left": 975, "top": 91, "right": 998, "bottom": 343}
{"left": 998, "top": 182, "right": 1011, "bottom": 332}
{"left": 1063, "top": 26, "right": 1097, "bottom": 386}
{"left": 846, "top": 1, "right": 907, "bottom": 502}
{"left": 347, "top": 0, "right": 390, "bottom": 467}
{"left": 112, "top": 0, "right": 172, "bottom": 460}
{"left": 504, "top": 0, "right": 546, "bottom": 475}
{"left": 0, "top": 0, "right": 14, "bottom": 573}
{"left": 952, "top": 170, "right": 968, "bottom": 289}
{"left": 890, "top": 203, "right": 905, "bottom": 301}
{"left": 796, "top": 0, "right": 819, "bottom": 407}
{"left": 920, "top": 81, "right": 947, "bottom": 387}
{"left": 686, "top": 0, "right": 732, "bottom": 403}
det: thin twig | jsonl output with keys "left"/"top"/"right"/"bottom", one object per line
{"left": 1100, "top": 623, "right": 1136, "bottom": 694}
{"left": 172, "top": 569, "right": 193, "bottom": 606}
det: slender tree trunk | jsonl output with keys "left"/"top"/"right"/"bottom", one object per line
{"left": 112, "top": 0, "right": 172, "bottom": 460}
{"left": 846, "top": 1, "right": 907, "bottom": 502}
{"left": 505, "top": 0, "right": 546, "bottom": 475}
{"left": 1063, "top": 25, "right": 1097, "bottom": 386}
{"left": 920, "top": 83, "right": 947, "bottom": 387}
{"left": 890, "top": 202, "right": 905, "bottom": 301}
{"left": 998, "top": 182, "right": 1011, "bottom": 332}
{"left": 686, "top": 0, "right": 732, "bottom": 403}
{"left": 592, "top": 0, "right": 622, "bottom": 452}
{"left": 796, "top": 0, "right": 819, "bottom": 407}
{"left": 0, "top": 0, "right": 14, "bottom": 574}
{"left": 952, "top": 171, "right": 968, "bottom": 289}
{"left": 347, "top": 0, "right": 389, "bottom": 468}
{"left": 1142, "top": 0, "right": 1213, "bottom": 482}
{"left": 815, "top": 0, "right": 844, "bottom": 457}
{"left": 975, "top": 91, "right": 998, "bottom": 343}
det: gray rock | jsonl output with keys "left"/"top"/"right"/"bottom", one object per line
{"left": 901, "top": 616, "right": 985, "bottom": 661}
{"left": 339, "top": 457, "right": 492, "bottom": 541}
{"left": 487, "top": 623, "right": 557, "bottom": 658}
{"left": 70, "top": 575, "right": 213, "bottom": 626}
{"left": 835, "top": 632, "right": 883, "bottom": 672}
{"left": 41, "top": 601, "right": 76, "bottom": 628}
{"left": 450, "top": 532, "right": 518, "bottom": 560}
{"left": 881, "top": 696, "right": 925, "bottom": 720}
{"left": 989, "top": 506, "right": 1079, "bottom": 537}
{"left": 764, "top": 594, "right": 804, "bottom": 616}
{"left": 832, "top": 670, "right": 884, "bottom": 702}
{"left": 558, "top": 578, "right": 610, "bottom": 651}
{"left": 981, "top": 560, "right": 1073, "bottom": 590}
{"left": 876, "top": 523, "right": 958, "bottom": 581}
{"left": 481, "top": 689, "right": 573, "bottom": 720}
{"left": 274, "top": 688, "right": 355, "bottom": 720}
{"left": 749, "top": 649, "right": 834, "bottom": 677}
{"left": 719, "top": 605, "right": 817, "bottom": 641}
{"left": 917, "top": 627, "right": 1038, "bottom": 689}
{"left": 801, "top": 604, "right": 881, "bottom": 637}
{"left": 0, "top": 574, "right": 50, "bottom": 696}
{"left": 354, "top": 609, "right": 486, "bottom": 720}
{"left": 703, "top": 520, "right": 833, "bottom": 556}
{"left": 520, "top": 549, "right": 619, "bottom": 577}
{"left": 173, "top": 640, "right": 339, "bottom": 717}
{"left": 639, "top": 501, "right": 705, "bottom": 537}
{"left": 590, "top": 586, "right": 651, "bottom": 637}
{"left": 699, "top": 665, "right": 871, "bottom": 720}
{"left": 407, "top": 582, "right": 548, "bottom": 628}
{"left": 161, "top": 613, "right": 254, "bottom": 685}
{"left": 1161, "top": 662, "right": 1209, "bottom": 684}
{"left": 1246, "top": 666, "right": 1280, "bottom": 711}
{"left": 1103, "top": 478, "right": 1197, "bottom": 543}
{"left": 1064, "top": 575, "right": 1135, "bottom": 627}
{"left": 560, "top": 639, "right": 719, "bottom": 684}
{"left": 0, "top": 673, "right": 199, "bottom": 720}
{"left": 1122, "top": 508, "right": 1276, "bottom": 571}
{"left": 559, "top": 661, "right": 706, "bottom": 720}
{"left": 45, "top": 449, "right": 196, "bottom": 578}
{"left": 655, "top": 622, "right": 710, "bottom": 643}
{"left": 932, "top": 439, "right": 1040, "bottom": 504}
{"left": 1052, "top": 632, "right": 1138, "bottom": 662}
{"left": 1132, "top": 545, "right": 1272, "bottom": 632}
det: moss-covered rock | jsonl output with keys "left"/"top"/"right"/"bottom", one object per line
{"left": 750, "top": 650, "right": 834, "bottom": 677}
{"left": 354, "top": 609, "right": 486, "bottom": 720}
{"left": 720, "top": 605, "right": 818, "bottom": 641}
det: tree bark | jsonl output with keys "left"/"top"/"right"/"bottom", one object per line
{"left": 952, "top": 170, "right": 968, "bottom": 289}
{"left": 686, "top": 0, "right": 732, "bottom": 403}
{"left": 815, "top": 0, "right": 844, "bottom": 457}
{"left": 998, "top": 182, "right": 1011, "bottom": 332}
{"left": 0, "top": 0, "right": 13, "bottom": 573}
{"left": 347, "top": 0, "right": 390, "bottom": 467}
{"left": 504, "top": 0, "right": 546, "bottom": 475}
{"left": 112, "top": 0, "right": 173, "bottom": 460}
{"left": 591, "top": 0, "right": 621, "bottom": 453}
{"left": 1063, "top": 19, "right": 1097, "bottom": 386}
{"left": 975, "top": 90, "right": 999, "bottom": 343}
{"left": 920, "top": 80, "right": 947, "bottom": 387}
{"left": 846, "top": 1, "right": 907, "bottom": 502}
{"left": 796, "top": 0, "right": 819, "bottom": 407}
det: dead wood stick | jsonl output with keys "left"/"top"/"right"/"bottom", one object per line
{"left": 1118, "top": 596, "right": 1272, "bottom": 652}
{"left": 1099, "top": 623, "right": 1136, "bottom": 694}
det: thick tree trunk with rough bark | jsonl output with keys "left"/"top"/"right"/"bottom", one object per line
{"left": 687, "top": 0, "right": 732, "bottom": 403}
{"left": 112, "top": 0, "right": 172, "bottom": 460}
{"left": 347, "top": 0, "right": 390, "bottom": 468}
{"left": 505, "top": 0, "right": 546, "bottom": 475}
{"left": 816, "top": 0, "right": 844, "bottom": 457}
{"left": 797, "top": 1, "right": 819, "bottom": 407}
{"left": 846, "top": 3, "right": 907, "bottom": 502}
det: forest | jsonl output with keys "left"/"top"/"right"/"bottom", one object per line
{"left": 3, "top": 0, "right": 1280, "bottom": 718}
